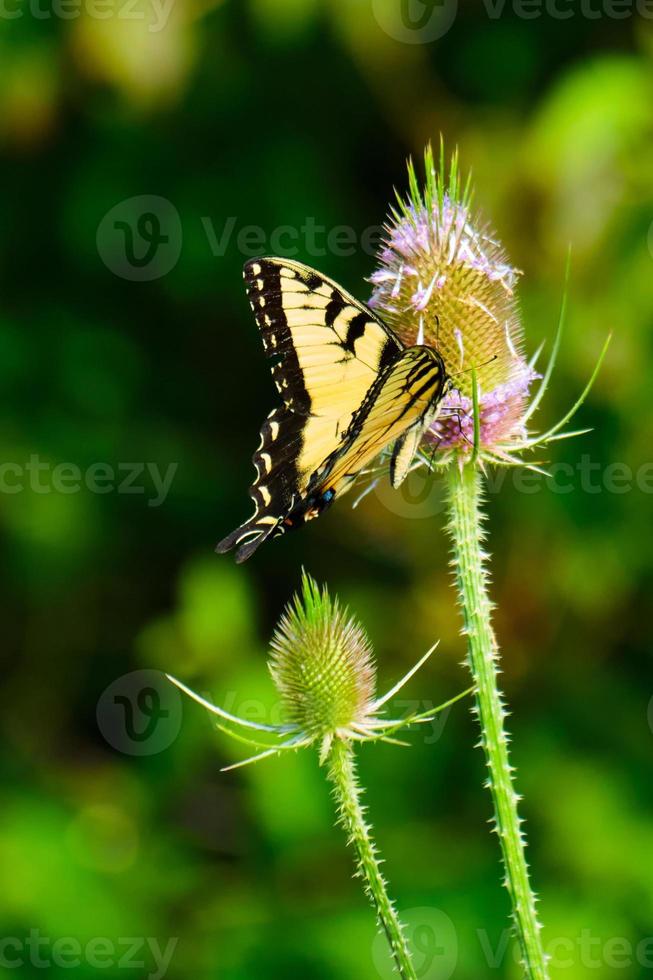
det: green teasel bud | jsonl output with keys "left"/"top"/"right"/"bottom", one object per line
{"left": 269, "top": 573, "right": 375, "bottom": 755}
{"left": 169, "top": 572, "right": 469, "bottom": 770}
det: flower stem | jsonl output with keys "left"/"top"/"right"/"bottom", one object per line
{"left": 326, "top": 738, "right": 417, "bottom": 980}
{"left": 446, "top": 463, "right": 549, "bottom": 979}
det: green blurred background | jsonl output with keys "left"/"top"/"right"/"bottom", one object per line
{"left": 1, "top": 1, "right": 652, "bottom": 977}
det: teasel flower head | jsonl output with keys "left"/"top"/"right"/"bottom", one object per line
{"left": 368, "top": 144, "right": 610, "bottom": 473}
{"left": 268, "top": 574, "right": 376, "bottom": 753}
{"left": 168, "top": 572, "right": 469, "bottom": 767}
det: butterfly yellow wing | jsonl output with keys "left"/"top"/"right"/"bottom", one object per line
{"left": 216, "top": 258, "right": 446, "bottom": 562}
{"left": 313, "top": 346, "right": 446, "bottom": 498}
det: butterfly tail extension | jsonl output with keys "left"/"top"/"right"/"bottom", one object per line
{"left": 216, "top": 516, "right": 283, "bottom": 564}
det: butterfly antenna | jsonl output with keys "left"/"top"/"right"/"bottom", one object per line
{"left": 447, "top": 352, "right": 498, "bottom": 381}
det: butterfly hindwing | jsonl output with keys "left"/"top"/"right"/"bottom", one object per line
{"left": 315, "top": 346, "right": 446, "bottom": 497}
{"left": 216, "top": 259, "right": 447, "bottom": 562}
{"left": 215, "top": 405, "right": 303, "bottom": 562}
{"left": 390, "top": 425, "right": 424, "bottom": 489}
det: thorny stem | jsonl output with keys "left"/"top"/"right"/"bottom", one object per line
{"left": 446, "top": 463, "right": 549, "bottom": 980}
{"left": 326, "top": 738, "right": 417, "bottom": 980}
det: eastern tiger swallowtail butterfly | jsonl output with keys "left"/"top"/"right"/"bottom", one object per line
{"left": 217, "top": 257, "right": 448, "bottom": 562}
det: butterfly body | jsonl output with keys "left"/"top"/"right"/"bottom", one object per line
{"left": 217, "top": 258, "right": 448, "bottom": 562}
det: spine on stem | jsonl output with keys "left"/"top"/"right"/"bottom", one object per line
{"left": 327, "top": 738, "right": 417, "bottom": 980}
{"left": 446, "top": 463, "right": 549, "bottom": 980}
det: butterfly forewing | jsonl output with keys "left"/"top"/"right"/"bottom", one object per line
{"left": 244, "top": 257, "right": 401, "bottom": 420}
